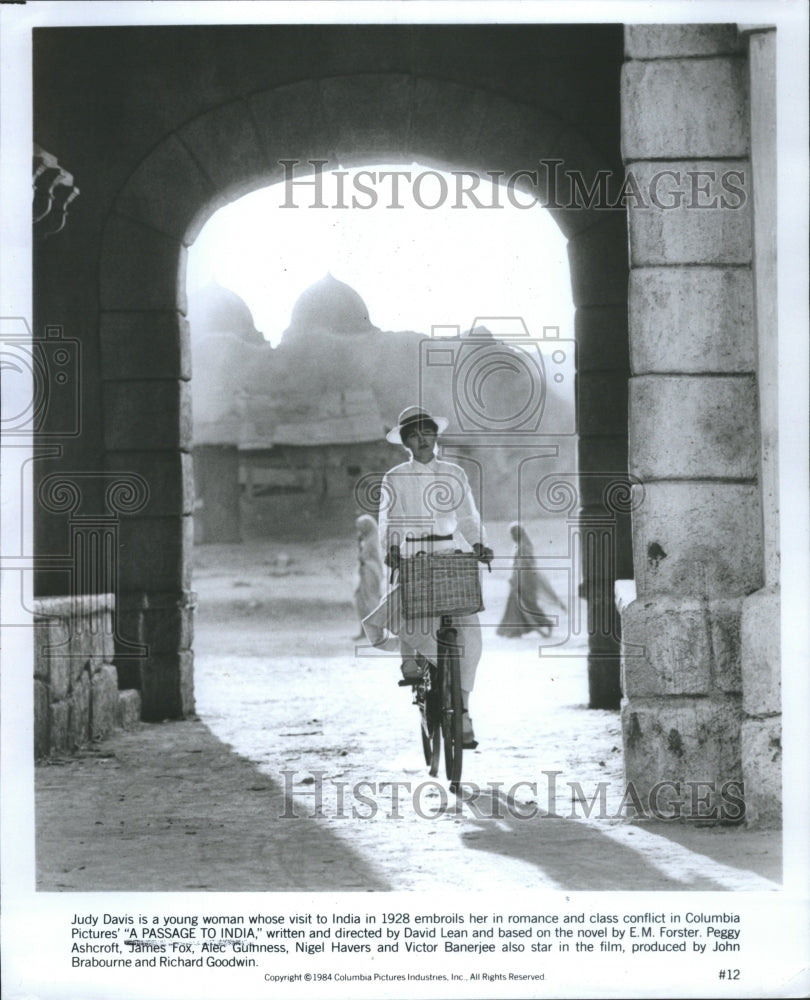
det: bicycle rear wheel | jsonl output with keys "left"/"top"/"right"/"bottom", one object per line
{"left": 438, "top": 619, "right": 464, "bottom": 788}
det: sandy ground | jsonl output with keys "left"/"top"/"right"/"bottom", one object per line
{"left": 36, "top": 525, "right": 782, "bottom": 892}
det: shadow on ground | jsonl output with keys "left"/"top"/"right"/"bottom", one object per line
{"left": 36, "top": 720, "right": 389, "bottom": 892}
{"left": 456, "top": 788, "right": 780, "bottom": 891}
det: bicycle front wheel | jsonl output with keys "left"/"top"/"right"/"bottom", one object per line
{"left": 438, "top": 622, "right": 464, "bottom": 788}
{"left": 420, "top": 668, "right": 442, "bottom": 777}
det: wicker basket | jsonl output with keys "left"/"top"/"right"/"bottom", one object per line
{"left": 399, "top": 551, "right": 484, "bottom": 620}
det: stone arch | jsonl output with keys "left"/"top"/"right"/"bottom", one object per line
{"left": 98, "top": 74, "right": 630, "bottom": 717}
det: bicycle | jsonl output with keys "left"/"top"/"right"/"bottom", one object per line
{"left": 397, "top": 550, "right": 486, "bottom": 791}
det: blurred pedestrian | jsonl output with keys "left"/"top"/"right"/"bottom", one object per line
{"left": 497, "top": 521, "right": 566, "bottom": 638}
{"left": 353, "top": 514, "right": 384, "bottom": 639}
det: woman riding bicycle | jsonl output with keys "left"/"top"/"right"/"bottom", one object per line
{"left": 362, "top": 406, "right": 493, "bottom": 747}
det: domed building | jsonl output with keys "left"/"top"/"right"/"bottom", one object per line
{"left": 190, "top": 277, "right": 397, "bottom": 542}
{"left": 190, "top": 274, "right": 573, "bottom": 542}
{"left": 280, "top": 273, "right": 378, "bottom": 343}
{"left": 188, "top": 283, "right": 268, "bottom": 544}
{"left": 188, "top": 281, "right": 266, "bottom": 345}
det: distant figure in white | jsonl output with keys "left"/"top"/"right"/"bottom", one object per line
{"left": 353, "top": 514, "right": 384, "bottom": 640}
{"left": 362, "top": 406, "right": 493, "bottom": 748}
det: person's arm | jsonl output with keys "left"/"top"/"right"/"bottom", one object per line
{"left": 455, "top": 468, "right": 492, "bottom": 564}
{"left": 378, "top": 472, "right": 401, "bottom": 575}
{"left": 377, "top": 474, "right": 389, "bottom": 553}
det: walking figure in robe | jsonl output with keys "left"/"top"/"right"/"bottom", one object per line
{"left": 497, "top": 522, "right": 566, "bottom": 638}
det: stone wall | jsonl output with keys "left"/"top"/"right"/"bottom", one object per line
{"left": 33, "top": 595, "right": 141, "bottom": 759}
{"left": 34, "top": 25, "right": 629, "bottom": 724}
{"left": 739, "top": 28, "right": 780, "bottom": 827}
{"left": 620, "top": 25, "right": 775, "bottom": 824}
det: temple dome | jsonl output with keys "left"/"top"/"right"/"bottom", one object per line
{"left": 284, "top": 274, "right": 377, "bottom": 340}
{"left": 188, "top": 282, "right": 265, "bottom": 344}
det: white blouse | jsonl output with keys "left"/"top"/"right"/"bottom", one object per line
{"left": 378, "top": 456, "right": 487, "bottom": 553}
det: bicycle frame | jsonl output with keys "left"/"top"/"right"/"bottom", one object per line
{"left": 412, "top": 614, "right": 464, "bottom": 789}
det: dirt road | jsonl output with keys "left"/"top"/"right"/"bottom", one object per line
{"left": 36, "top": 532, "right": 782, "bottom": 892}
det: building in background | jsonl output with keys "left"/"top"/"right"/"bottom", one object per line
{"left": 189, "top": 274, "right": 575, "bottom": 541}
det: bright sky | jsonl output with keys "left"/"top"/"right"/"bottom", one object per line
{"left": 187, "top": 163, "right": 574, "bottom": 347}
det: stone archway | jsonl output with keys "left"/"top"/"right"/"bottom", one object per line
{"left": 98, "top": 75, "right": 630, "bottom": 719}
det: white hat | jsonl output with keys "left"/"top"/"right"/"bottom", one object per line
{"left": 385, "top": 405, "right": 449, "bottom": 444}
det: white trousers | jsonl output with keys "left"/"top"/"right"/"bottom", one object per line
{"left": 362, "top": 586, "right": 482, "bottom": 693}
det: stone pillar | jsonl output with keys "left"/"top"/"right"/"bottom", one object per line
{"left": 569, "top": 214, "right": 632, "bottom": 708}
{"left": 621, "top": 25, "right": 762, "bottom": 817}
{"left": 738, "top": 26, "right": 780, "bottom": 827}
{"left": 100, "top": 300, "right": 196, "bottom": 719}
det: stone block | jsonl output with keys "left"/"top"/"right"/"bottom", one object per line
{"left": 68, "top": 673, "right": 91, "bottom": 749}
{"left": 49, "top": 701, "right": 70, "bottom": 755}
{"left": 578, "top": 435, "right": 628, "bottom": 477}
{"left": 68, "top": 645, "right": 91, "bottom": 685}
{"left": 588, "top": 654, "right": 622, "bottom": 710}
{"left": 622, "top": 696, "right": 743, "bottom": 810}
{"left": 627, "top": 161, "right": 751, "bottom": 266}
{"left": 102, "top": 613, "right": 116, "bottom": 661}
{"left": 625, "top": 25, "right": 743, "bottom": 59}
{"left": 34, "top": 612, "right": 70, "bottom": 700}
{"left": 102, "top": 381, "right": 192, "bottom": 451}
{"left": 480, "top": 104, "right": 570, "bottom": 197}
{"left": 139, "top": 651, "right": 195, "bottom": 721}
{"left": 105, "top": 452, "right": 194, "bottom": 517}
{"left": 568, "top": 216, "right": 629, "bottom": 307}
{"left": 321, "top": 74, "right": 412, "bottom": 162}
{"left": 249, "top": 81, "right": 331, "bottom": 182}
{"left": 629, "top": 375, "right": 759, "bottom": 479}
{"left": 100, "top": 214, "right": 186, "bottom": 313}
{"left": 575, "top": 305, "right": 629, "bottom": 372}
{"left": 142, "top": 603, "right": 195, "bottom": 655}
{"left": 585, "top": 581, "right": 623, "bottom": 645}
{"left": 622, "top": 57, "right": 748, "bottom": 160}
{"left": 178, "top": 99, "right": 268, "bottom": 194}
{"left": 115, "top": 659, "right": 142, "bottom": 692}
{"left": 629, "top": 267, "right": 756, "bottom": 374}
{"left": 68, "top": 615, "right": 109, "bottom": 680}
{"left": 100, "top": 311, "right": 191, "bottom": 382}
{"left": 409, "top": 79, "right": 490, "bottom": 173}
{"left": 631, "top": 482, "right": 763, "bottom": 598}
{"left": 34, "top": 680, "right": 50, "bottom": 760}
{"left": 46, "top": 648, "right": 72, "bottom": 702}
{"left": 543, "top": 128, "right": 626, "bottom": 239}
{"left": 741, "top": 586, "right": 781, "bottom": 718}
{"left": 118, "top": 689, "right": 142, "bottom": 730}
{"left": 621, "top": 596, "right": 742, "bottom": 697}
{"left": 90, "top": 665, "right": 120, "bottom": 739}
{"left": 740, "top": 716, "right": 781, "bottom": 828}
{"left": 448, "top": 80, "right": 566, "bottom": 172}
{"left": 35, "top": 600, "right": 115, "bottom": 688}
{"left": 117, "top": 516, "right": 194, "bottom": 594}
{"left": 115, "top": 134, "right": 213, "bottom": 245}
{"left": 33, "top": 615, "right": 66, "bottom": 680}
{"left": 577, "top": 372, "right": 628, "bottom": 436}
{"left": 118, "top": 590, "right": 196, "bottom": 654}
{"left": 115, "top": 605, "right": 144, "bottom": 654}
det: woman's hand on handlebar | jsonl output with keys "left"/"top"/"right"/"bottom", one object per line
{"left": 473, "top": 543, "right": 494, "bottom": 570}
